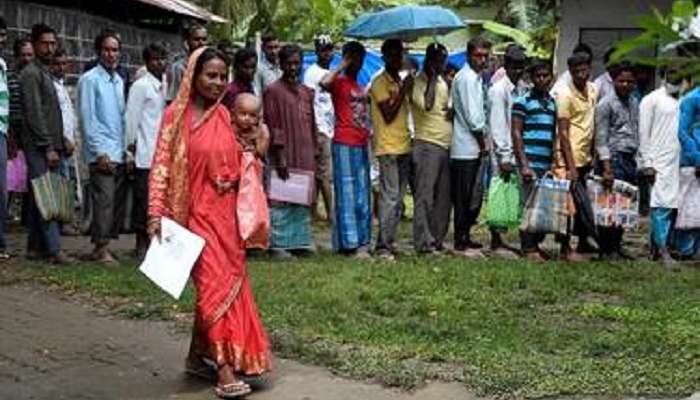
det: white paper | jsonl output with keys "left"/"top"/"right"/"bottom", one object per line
{"left": 268, "top": 169, "right": 314, "bottom": 205}
{"left": 139, "top": 218, "right": 206, "bottom": 299}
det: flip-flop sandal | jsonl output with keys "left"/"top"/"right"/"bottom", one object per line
{"left": 214, "top": 381, "right": 252, "bottom": 399}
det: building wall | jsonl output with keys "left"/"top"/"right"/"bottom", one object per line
{"left": 1, "top": 0, "right": 180, "bottom": 85}
{"left": 556, "top": 0, "right": 673, "bottom": 76}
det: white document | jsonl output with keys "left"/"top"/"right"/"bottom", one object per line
{"left": 268, "top": 169, "right": 314, "bottom": 205}
{"left": 139, "top": 218, "right": 206, "bottom": 299}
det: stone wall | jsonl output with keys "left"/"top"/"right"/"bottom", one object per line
{"left": 1, "top": 0, "right": 180, "bottom": 85}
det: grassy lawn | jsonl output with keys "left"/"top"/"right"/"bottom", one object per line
{"left": 2, "top": 248, "right": 698, "bottom": 398}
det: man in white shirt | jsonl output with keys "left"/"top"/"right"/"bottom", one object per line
{"left": 125, "top": 42, "right": 168, "bottom": 257}
{"left": 450, "top": 36, "right": 491, "bottom": 256}
{"left": 638, "top": 65, "right": 683, "bottom": 266}
{"left": 487, "top": 44, "right": 527, "bottom": 258}
{"left": 593, "top": 48, "right": 616, "bottom": 102}
{"left": 303, "top": 34, "right": 335, "bottom": 222}
{"left": 50, "top": 48, "right": 81, "bottom": 235}
{"left": 254, "top": 33, "right": 282, "bottom": 96}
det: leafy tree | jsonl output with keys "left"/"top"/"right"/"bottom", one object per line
{"left": 611, "top": 0, "right": 700, "bottom": 81}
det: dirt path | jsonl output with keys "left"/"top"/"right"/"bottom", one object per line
{"left": 0, "top": 284, "right": 473, "bottom": 400}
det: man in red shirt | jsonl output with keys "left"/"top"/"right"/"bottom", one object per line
{"left": 320, "top": 41, "right": 372, "bottom": 258}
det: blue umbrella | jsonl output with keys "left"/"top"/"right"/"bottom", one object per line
{"left": 344, "top": 5, "right": 466, "bottom": 41}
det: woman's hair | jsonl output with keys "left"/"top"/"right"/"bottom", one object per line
{"left": 193, "top": 48, "right": 229, "bottom": 79}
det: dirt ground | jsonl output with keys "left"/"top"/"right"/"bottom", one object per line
{"left": 0, "top": 283, "right": 473, "bottom": 400}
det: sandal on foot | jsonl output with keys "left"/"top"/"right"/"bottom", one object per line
{"left": 214, "top": 381, "right": 252, "bottom": 399}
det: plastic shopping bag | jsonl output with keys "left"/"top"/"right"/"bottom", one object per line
{"left": 7, "top": 151, "right": 28, "bottom": 193}
{"left": 236, "top": 152, "right": 270, "bottom": 249}
{"left": 486, "top": 176, "right": 521, "bottom": 229}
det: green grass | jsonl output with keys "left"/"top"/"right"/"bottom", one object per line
{"left": 3, "top": 252, "right": 699, "bottom": 398}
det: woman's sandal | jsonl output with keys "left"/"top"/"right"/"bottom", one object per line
{"left": 214, "top": 381, "right": 252, "bottom": 399}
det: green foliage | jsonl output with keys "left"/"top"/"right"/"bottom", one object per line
{"left": 481, "top": 20, "right": 553, "bottom": 58}
{"left": 611, "top": 0, "right": 699, "bottom": 79}
{"left": 196, "top": 0, "right": 558, "bottom": 51}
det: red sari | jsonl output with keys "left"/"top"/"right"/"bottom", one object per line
{"left": 149, "top": 102, "right": 272, "bottom": 374}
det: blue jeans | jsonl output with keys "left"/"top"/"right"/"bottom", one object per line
{"left": 0, "top": 135, "right": 7, "bottom": 252}
{"left": 25, "top": 151, "right": 61, "bottom": 256}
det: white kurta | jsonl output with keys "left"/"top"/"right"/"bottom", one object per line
{"left": 638, "top": 87, "right": 681, "bottom": 209}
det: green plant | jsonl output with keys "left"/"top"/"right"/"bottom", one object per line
{"left": 611, "top": 0, "right": 700, "bottom": 80}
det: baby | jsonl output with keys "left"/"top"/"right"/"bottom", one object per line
{"left": 230, "top": 93, "right": 270, "bottom": 158}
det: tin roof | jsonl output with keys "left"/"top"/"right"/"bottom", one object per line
{"left": 134, "top": 0, "right": 228, "bottom": 23}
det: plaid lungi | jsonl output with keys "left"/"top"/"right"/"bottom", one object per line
{"left": 331, "top": 143, "right": 371, "bottom": 251}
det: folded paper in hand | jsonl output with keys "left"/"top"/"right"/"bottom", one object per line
{"left": 268, "top": 169, "right": 314, "bottom": 205}
{"left": 139, "top": 218, "right": 205, "bottom": 299}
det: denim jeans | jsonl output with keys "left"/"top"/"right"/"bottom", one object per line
{"left": 25, "top": 150, "right": 62, "bottom": 256}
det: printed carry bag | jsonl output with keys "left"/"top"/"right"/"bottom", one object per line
{"left": 586, "top": 176, "right": 639, "bottom": 230}
{"left": 520, "top": 172, "right": 570, "bottom": 235}
{"left": 30, "top": 172, "right": 74, "bottom": 223}
{"left": 486, "top": 176, "right": 521, "bottom": 229}
{"left": 236, "top": 152, "right": 270, "bottom": 249}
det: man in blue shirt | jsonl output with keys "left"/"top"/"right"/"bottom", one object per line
{"left": 676, "top": 82, "right": 700, "bottom": 260}
{"left": 78, "top": 29, "right": 127, "bottom": 264}
{"left": 511, "top": 59, "right": 560, "bottom": 262}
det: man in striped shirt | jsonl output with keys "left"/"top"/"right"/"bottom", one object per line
{"left": 511, "top": 59, "right": 568, "bottom": 262}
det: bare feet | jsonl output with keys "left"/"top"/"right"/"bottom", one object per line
{"left": 564, "top": 251, "right": 585, "bottom": 262}
{"left": 525, "top": 251, "right": 546, "bottom": 262}
{"left": 49, "top": 251, "right": 76, "bottom": 265}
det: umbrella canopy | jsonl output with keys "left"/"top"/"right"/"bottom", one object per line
{"left": 344, "top": 5, "right": 466, "bottom": 41}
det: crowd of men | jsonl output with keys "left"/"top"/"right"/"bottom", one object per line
{"left": 0, "top": 17, "right": 697, "bottom": 266}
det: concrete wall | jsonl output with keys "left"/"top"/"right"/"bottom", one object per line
{"left": 556, "top": 0, "right": 673, "bottom": 76}
{"left": 1, "top": 0, "right": 180, "bottom": 85}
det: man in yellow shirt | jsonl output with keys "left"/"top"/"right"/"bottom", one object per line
{"left": 370, "top": 39, "right": 414, "bottom": 260}
{"left": 410, "top": 43, "right": 453, "bottom": 254}
{"left": 556, "top": 51, "right": 598, "bottom": 261}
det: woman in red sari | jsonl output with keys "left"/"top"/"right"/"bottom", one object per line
{"left": 148, "top": 47, "right": 272, "bottom": 398}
